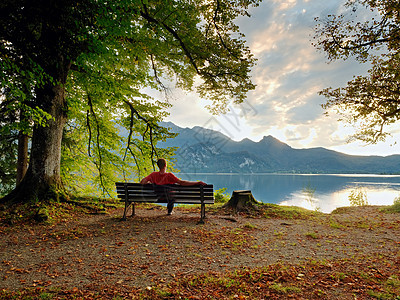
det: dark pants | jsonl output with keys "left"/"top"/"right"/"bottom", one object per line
{"left": 153, "top": 185, "right": 175, "bottom": 213}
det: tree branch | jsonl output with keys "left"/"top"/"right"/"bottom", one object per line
{"left": 140, "top": 3, "right": 201, "bottom": 74}
{"left": 86, "top": 110, "right": 92, "bottom": 157}
{"left": 87, "top": 93, "right": 112, "bottom": 198}
{"left": 123, "top": 99, "right": 159, "bottom": 170}
{"left": 212, "top": 0, "right": 241, "bottom": 61}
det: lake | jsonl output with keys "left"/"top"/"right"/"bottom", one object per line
{"left": 178, "top": 173, "right": 400, "bottom": 213}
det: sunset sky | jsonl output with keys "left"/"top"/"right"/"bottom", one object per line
{"left": 165, "top": 0, "right": 400, "bottom": 156}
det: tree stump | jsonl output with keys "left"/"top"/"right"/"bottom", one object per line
{"left": 223, "top": 190, "right": 261, "bottom": 213}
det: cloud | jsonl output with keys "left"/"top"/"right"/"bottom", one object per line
{"left": 236, "top": 0, "right": 369, "bottom": 144}
{"left": 286, "top": 94, "right": 324, "bottom": 124}
{"left": 165, "top": 0, "right": 400, "bottom": 156}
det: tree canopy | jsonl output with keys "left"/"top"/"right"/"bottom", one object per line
{"left": 313, "top": 0, "right": 400, "bottom": 144}
{"left": 0, "top": 0, "right": 259, "bottom": 201}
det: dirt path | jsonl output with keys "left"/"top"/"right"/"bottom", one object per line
{"left": 1, "top": 205, "right": 399, "bottom": 299}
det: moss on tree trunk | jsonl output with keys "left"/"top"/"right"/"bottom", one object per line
{"left": 1, "top": 82, "right": 68, "bottom": 206}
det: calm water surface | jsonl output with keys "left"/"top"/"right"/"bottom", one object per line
{"left": 179, "top": 173, "right": 400, "bottom": 213}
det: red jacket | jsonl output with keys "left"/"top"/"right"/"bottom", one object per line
{"left": 143, "top": 172, "right": 179, "bottom": 185}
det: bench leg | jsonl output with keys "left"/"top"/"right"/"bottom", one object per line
{"left": 198, "top": 203, "right": 206, "bottom": 224}
{"left": 122, "top": 200, "right": 131, "bottom": 221}
{"left": 131, "top": 202, "right": 135, "bottom": 216}
{"left": 198, "top": 187, "right": 206, "bottom": 224}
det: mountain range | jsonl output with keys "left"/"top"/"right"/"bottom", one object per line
{"left": 159, "top": 122, "right": 400, "bottom": 174}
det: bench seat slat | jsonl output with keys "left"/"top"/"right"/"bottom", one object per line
{"left": 119, "top": 199, "right": 214, "bottom": 204}
{"left": 117, "top": 191, "right": 157, "bottom": 196}
{"left": 116, "top": 187, "right": 214, "bottom": 193}
{"left": 118, "top": 188, "right": 213, "bottom": 192}
{"left": 117, "top": 195, "right": 157, "bottom": 199}
{"left": 116, "top": 183, "right": 213, "bottom": 190}
{"left": 117, "top": 193, "right": 214, "bottom": 199}
{"left": 117, "top": 197, "right": 214, "bottom": 202}
{"left": 118, "top": 196, "right": 214, "bottom": 200}
{"left": 117, "top": 191, "right": 214, "bottom": 196}
{"left": 120, "top": 198, "right": 159, "bottom": 202}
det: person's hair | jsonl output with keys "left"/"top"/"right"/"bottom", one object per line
{"left": 157, "top": 158, "right": 167, "bottom": 170}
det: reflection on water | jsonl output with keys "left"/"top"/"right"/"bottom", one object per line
{"left": 280, "top": 187, "right": 398, "bottom": 213}
{"left": 179, "top": 173, "right": 400, "bottom": 213}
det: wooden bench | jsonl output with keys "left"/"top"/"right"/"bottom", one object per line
{"left": 115, "top": 182, "right": 214, "bottom": 223}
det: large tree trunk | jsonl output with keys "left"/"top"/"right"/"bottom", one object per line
{"left": 2, "top": 81, "right": 68, "bottom": 204}
{"left": 16, "top": 96, "right": 30, "bottom": 185}
{"left": 16, "top": 131, "right": 28, "bottom": 185}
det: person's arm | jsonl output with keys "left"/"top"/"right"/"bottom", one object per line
{"left": 140, "top": 177, "right": 150, "bottom": 184}
{"left": 140, "top": 173, "right": 153, "bottom": 184}
{"left": 176, "top": 179, "right": 206, "bottom": 186}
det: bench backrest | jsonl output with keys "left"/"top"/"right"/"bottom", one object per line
{"left": 115, "top": 182, "right": 214, "bottom": 204}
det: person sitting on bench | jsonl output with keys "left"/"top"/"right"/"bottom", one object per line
{"left": 140, "top": 158, "right": 206, "bottom": 215}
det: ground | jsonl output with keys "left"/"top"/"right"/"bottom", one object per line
{"left": 0, "top": 203, "right": 399, "bottom": 299}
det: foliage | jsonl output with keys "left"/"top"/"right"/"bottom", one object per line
{"left": 348, "top": 188, "right": 369, "bottom": 206}
{"left": 381, "top": 196, "right": 400, "bottom": 213}
{"left": 313, "top": 0, "right": 400, "bottom": 143}
{"left": 320, "top": 55, "right": 400, "bottom": 143}
{"left": 0, "top": 125, "right": 17, "bottom": 196}
{"left": 62, "top": 70, "right": 177, "bottom": 196}
{"left": 214, "top": 187, "right": 231, "bottom": 203}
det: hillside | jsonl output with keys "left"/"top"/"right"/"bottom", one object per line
{"left": 160, "top": 122, "right": 400, "bottom": 174}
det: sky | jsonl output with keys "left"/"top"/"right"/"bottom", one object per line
{"left": 164, "top": 0, "right": 400, "bottom": 156}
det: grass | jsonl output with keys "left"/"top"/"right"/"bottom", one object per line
{"left": 0, "top": 197, "right": 121, "bottom": 226}
{"left": 261, "top": 203, "right": 323, "bottom": 220}
{"left": 330, "top": 272, "right": 347, "bottom": 281}
{"left": 273, "top": 230, "right": 287, "bottom": 238}
{"left": 329, "top": 219, "right": 344, "bottom": 229}
{"left": 243, "top": 222, "right": 258, "bottom": 230}
{"left": 386, "top": 275, "right": 400, "bottom": 288}
{"left": 305, "top": 231, "right": 319, "bottom": 239}
{"left": 269, "top": 283, "right": 302, "bottom": 294}
{"left": 381, "top": 197, "right": 400, "bottom": 213}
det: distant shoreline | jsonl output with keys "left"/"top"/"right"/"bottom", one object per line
{"left": 178, "top": 172, "right": 400, "bottom": 176}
